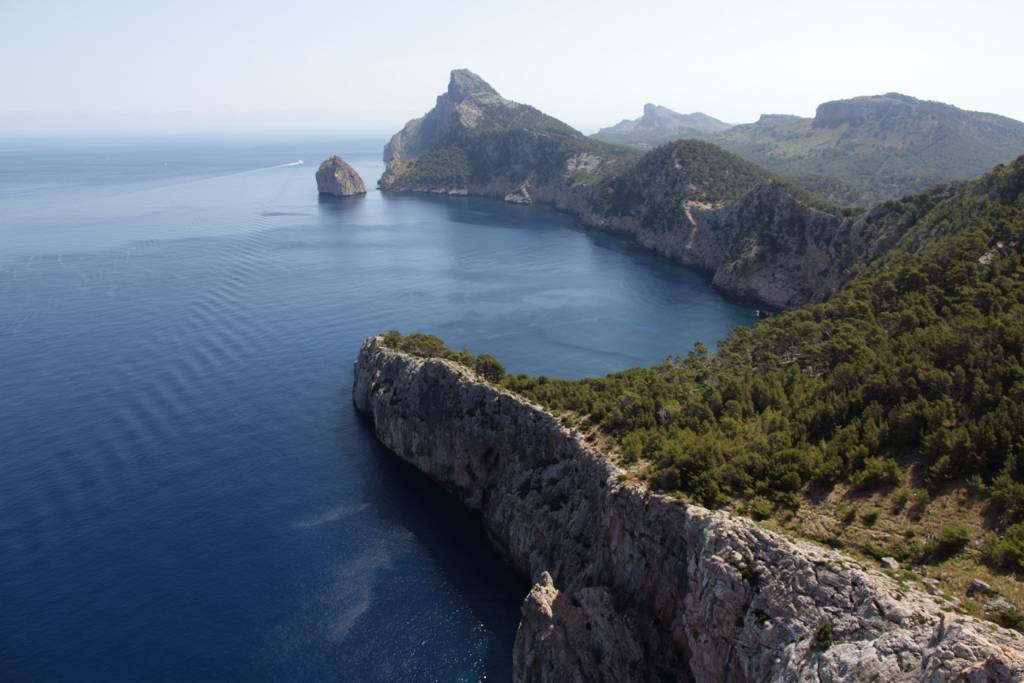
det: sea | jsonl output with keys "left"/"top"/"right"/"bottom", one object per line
{"left": 0, "top": 134, "right": 754, "bottom": 681}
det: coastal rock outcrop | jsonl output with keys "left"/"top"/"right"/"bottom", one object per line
{"left": 352, "top": 337, "right": 1024, "bottom": 682}
{"left": 316, "top": 155, "right": 366, "bottom": 196}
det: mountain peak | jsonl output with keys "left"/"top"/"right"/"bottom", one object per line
{"left": 447, "top": 69, "right": 498, "bottom": 100}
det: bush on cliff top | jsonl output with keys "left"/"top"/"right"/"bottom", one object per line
{"left": 381, "top": 331, "right": 505, "bottom": 383}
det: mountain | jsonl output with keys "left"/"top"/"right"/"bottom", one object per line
{"left": 379, "top": 68, "right": 633, "bottom": 194}
{"left": 379, "top": 69, "right": 862, "bottom": 309}
{"left": 711, "top": 93, "right": 1024, "bottom": 204}
{"left": 592, "top": 103, "right": 733, "bottom": 148}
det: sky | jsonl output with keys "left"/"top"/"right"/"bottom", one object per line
{"left": 2, "top": 0, "right": 1023, "bottom": 135}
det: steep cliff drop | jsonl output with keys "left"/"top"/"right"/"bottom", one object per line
{"left": 352, "top": 336, "right": 1024, "bottom": 682}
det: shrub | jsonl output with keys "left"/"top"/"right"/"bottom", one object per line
{"left": 981, "top": 524, "right": 1024, "bottom": 574}
{"left": 994, "top": 608, "right": 1024, "bottom": 633}
{"left": 474, "top": 354, "right": 506, "bottom": 383}
{"left": 922, "top": 523, "right": 972, "bottom": 562}
{"left": 992, "top": 475, "right": 1024, "bottom": 522}
{"left": 892, "top": 487, "right": 910, "bottom": 511}
{"left": 850, "top": 457, "right": 903, "bottom": 491}
{"left": 861, "top": 508, "right": 881, "bottom": 526}
{"left": 836, "top": 503, "right": 857, "bottom": 525}
{"left": 814, "top": 621, "right": 834, "bottom": 650}
{"left": 909, "top": 489, "right": 931, "bottom": 520}
{"left": 748, "top": 496, "right": 774, "bottom": 521}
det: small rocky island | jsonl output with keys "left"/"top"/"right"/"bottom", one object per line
{"left": 315, "top": 155, "right": 366, "bottom": 196}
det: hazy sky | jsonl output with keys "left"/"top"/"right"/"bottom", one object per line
{"left": 2, "top": 0, "right": 1023, "bottom": 134}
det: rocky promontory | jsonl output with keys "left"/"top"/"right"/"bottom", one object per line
{"left": 352, "top": 336, "right": 1024, "bottom": 682}
{"left": 316, "top": 155, "right": 366, "bottom": 196}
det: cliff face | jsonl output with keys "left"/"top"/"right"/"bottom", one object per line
{"left": 352, "top": 337, "right": 1024, "bottom": 682}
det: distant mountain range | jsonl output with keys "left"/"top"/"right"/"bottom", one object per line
{"left": 592, "top": 104, "right": 733, "bottom": 148}
{"left": 592, "top": 94, "right": 1024, "bottom": 204}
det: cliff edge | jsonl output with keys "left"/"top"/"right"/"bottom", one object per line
{"left": 352, "top": 336, "right": 1024, "bottom": 682}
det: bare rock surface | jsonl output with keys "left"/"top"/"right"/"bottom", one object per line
{"left": 315, "top": 155, "right": 366, "bottom": 196}
{"left": 352, "top": 337, "right": 1024, "bottom": 682}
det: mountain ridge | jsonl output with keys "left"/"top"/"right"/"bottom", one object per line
{"left": 589, "top": 91, "right": 1024, "bottom": 205}
{"left": 712, "top": 91, "right": 1024, "bottom": 204}
{"left": 593, "top": 103, "right": 732, "bottom": 148}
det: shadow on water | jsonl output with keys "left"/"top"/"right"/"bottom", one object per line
{"left": 316, "top": 193, "right": 369, "bottom": 213}
{"left": 353, "top": 411, "right": 530, "bottom": 681}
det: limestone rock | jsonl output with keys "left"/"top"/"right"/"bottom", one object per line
{"left": 315, "top": 155, "right": 366, "bottom": 197}
{"left": 880, "top": 556, "right": 900, "bottom": 571}
{"left": 513, "top": 572, "right": 644, "bottom": 682}
{"left": 986, "top": 599, "right": 1017, "bottom": 614}
{"left": 352, "top": 337, "right": 1024, "bottom": 681}
{"left": 967, "top": 578, "right": 994, "bottom": 597}
{"left": 504, "top": 183, "right": 532, "bottom": 204}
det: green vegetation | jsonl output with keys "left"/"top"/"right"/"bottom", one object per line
{"left": 712, "top": 93, "right": 1024, "bottom": 205}
{"left": 604, "top": 139, "right": 775, "bottom": 212}
{"left": 982, "top": 524, "right": 1024, "bottom": 574}
{"left": 398, "top": 145, "right": 472, "bottom": 188}
{"left": 598, "top": 140, "right": 855, "bottom": 231}
{"left": 474, "top": 354, "right": 506, "bottom": 383}
{"left": 378, "top": 154, "right": 1024, "bottom": 623}
{"left": 813, "top": 621, "right": 834, "bottom": 650}
{"left": 380, "top": 153, "right": 1024, "bottom": 545}
{"left": 500, "top": 157, "right": 1024, "bottom": 518}
{"left": 920, "top": 523, "right": 972, "bottom": 562}
{"left": 380, "top": 331, "right": 505, "bottom": 384}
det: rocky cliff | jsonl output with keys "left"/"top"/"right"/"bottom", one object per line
{"left": 352, "top": 337, "right": 1024, "bottom": 682}
{"left": 316, "top": 155, "right": 366, "bottom": 196}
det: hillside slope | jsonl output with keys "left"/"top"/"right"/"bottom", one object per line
{"left": 712, "top": 93, "right": 1024, "bottom": 204}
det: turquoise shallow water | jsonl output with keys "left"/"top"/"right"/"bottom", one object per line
{"left": 0, "top": 135, "right": 754, "bottom": 681}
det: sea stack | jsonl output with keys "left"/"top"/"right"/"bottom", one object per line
{"left": 316, "top": 155, "right": 366, "bottom": 197}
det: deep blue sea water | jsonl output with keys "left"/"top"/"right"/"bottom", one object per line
{"left": 0, "top": 135, "right": 755, "bottom": 681}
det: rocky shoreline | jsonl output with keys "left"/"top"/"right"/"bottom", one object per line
{"left": 352, "top": 336, "right": 1024, "bottom": 682}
